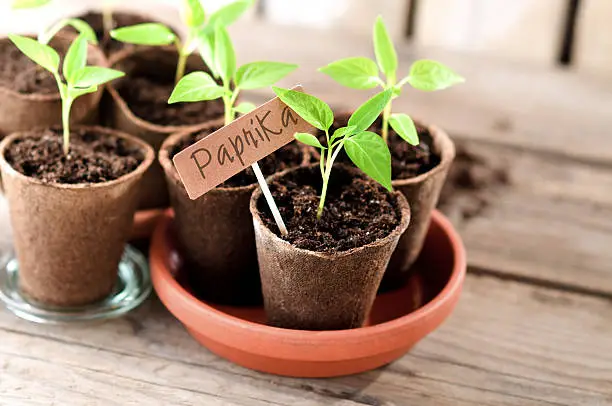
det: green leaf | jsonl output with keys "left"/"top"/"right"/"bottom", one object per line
{"left": 373, "top": 16, "right": 397, "bottom": 80}
{"left": 182, "top": 0, "right": 206, "bottom": 27}
{"left": 333, "top": 125, "right": 358, "bottom": 139}
{"left": 110, "top": 23, "right": 176, "bottom": 46}
{"left": 65, "top": 18, "right": 98, "bottom": 44}
{"left": 72, "top": 66, "right": 124, "bottom": 88}
{"left": 168, "top": 71, "right": 226, "bottom": 103}
{"left": 389, "top": 113, "right": 419, "bottom": 145}
{"left": 348, "top": 89, "right": 393, "bottom": 133}
{"left": 8, "top": 34, "right": 59, "bottom": 73}
{"left": 234, "top": 101, "right": 256, "bottom": 114}
{"left": 345, "top": 131, "right": 392, "bottom": 191}
{"left": 214, "top": 27, "right": 236, "bottom": 84}
{"left": 235, "top": 61, "right": 297, "bottom": 90}
{"left": 67, "top": 85, "right": 98, "bottom": 99}
{"left": 208, "top": 0, "right": 253, "bottom": 29}
{"left": 319, "top": 57, "right": 380, "bottom": 89}
{"left": 63, "top": 35, "right": 87, "bottom": 84}
{"left": 407, "top": 60, "right": 465, "bottom": 91}
{"left": 294, "top": 132, "right": 325, "bottom": 149}
{"left": 273, "top": 86, "right": 333, "bottom": 131}
{"left": 196, "top": 30, "right": 217, "bottom": 77}
{"left": 11, "top": 0, "right": 50, "bottom": 9}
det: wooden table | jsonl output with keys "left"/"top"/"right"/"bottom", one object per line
{"left": 1, "top": 22, "right": 611, "bottom": 405}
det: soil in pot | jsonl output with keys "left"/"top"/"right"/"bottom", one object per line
{"left": 252, "top": 165, "right": 410, "bottom": 330}
{"left": 161, "top": 127, "right": 309, "bottom": 306}
{"left": 1, "top": 127, "right": 152, "bottom": 306}
{"left": 319, "top": 114, "right": 452, "bottom": 290}
{"left": 0, "top": 35, "right": 106, "bottom": 136}
{"left": 113, "top": 52, "right": 224, "bottom": 127}
{"left": 106, "top": 48, "right": 225, "bottom": 210}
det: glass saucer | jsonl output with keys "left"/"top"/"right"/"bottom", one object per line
{"left": 0, "top": 245, "right": 151, "bottom": 324}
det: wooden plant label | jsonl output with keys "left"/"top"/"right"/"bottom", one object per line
{"left": 173, "top": 86, "right": 313, "bottom": 200}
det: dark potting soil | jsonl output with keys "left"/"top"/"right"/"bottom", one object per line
{"left": 437, "top": 143, "right": 510, "bottom": 221}
{"left": 72, "top": 12, "right": 149, "bottom": 54}
{"left": 116, "top": 70, "right": 225, "bottom": 127}
{"left": 0, "top": 39, "right": 57, "bottom": 94}
{"left": 5, "top": 128, "right": 144, "bottom": 184}
{"left": 171, "top": 127, "right": 306, "bottom": 187}
{"left": 319, "top": 116, "right": 440, "bottom": 179}
{"left": 258, "top": 165, "right": 401, "bottom": 253}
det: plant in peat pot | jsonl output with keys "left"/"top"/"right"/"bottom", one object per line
{"left": 157, "top": 19, "right": 301, "bottom": 306}
{"left": 104, "top": 0, "right": 253, "bottom": 210}
{"left": 319, "top": 16, "right": 464, "bottom": 287}
{"left": 248, "top": 87, "right": 411, "bottom": 330}
{"left": 0, "top": 1, "right": 104, "bottom": 136}
{"left": 0, "top": 33, "right": 154, "bottom": 306}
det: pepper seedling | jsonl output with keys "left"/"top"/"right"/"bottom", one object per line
{"left": 319, "top": 15, "right": 464, "bottom": 145}
{"left": 11, "top": 0, "right": 99, "bottom": 45}
{"left": 274, "top": 87, "right": 394, "bottom": 219}
{"left": 8, "top": 34, "right": 124, "bottom": 154}
{"left": 110, "top": 0, "right": 253, "bottom": 84}
{"left": 168, "top": 23, "right": 297, "bottom": 234}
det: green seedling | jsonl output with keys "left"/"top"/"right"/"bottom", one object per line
{"left": 168, "top": 26, "right": 297, "bottom": 126}
{"left": 274, "top": 87, "right": 394, "bottom": 219}
{"left": 8, "top": 34, "right": 124, "bottom": 154}
{"left": 10, "top": 0, "right": 98, "bottom": 45}
{"left": 110, "top": 0, "right": 253, "bottom": 84}
{"left": 319, "top": 16, "right": 464, "bottom": 145}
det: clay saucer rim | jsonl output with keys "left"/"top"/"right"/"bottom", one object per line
{"left": 151, "top": 209, "right": 465, "bottom": 349}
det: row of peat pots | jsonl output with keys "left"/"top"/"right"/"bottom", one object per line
{"left": 0, "top": 9, "right": 466, "bottom": 378}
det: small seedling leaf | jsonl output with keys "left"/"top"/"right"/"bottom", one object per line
{"left": 66, "top": 18, "right": 99, "bottom": 44}
{"left": 168, "top": 71, "right": 226, "bottom": 103}
{"left": 235, "top": 61, "right": 297, "bottom": 89}
{"left": 373, "top": 16, "right": 397, "bottom": 80}
{"left": 273, "top": 86, "right": 333, "bottom": 131}
{"left": 63, "top": 35, "right": 87, "bottom": 84}
{"left": 295, "top": 132, "right": 325, "bottom": 149}
{"left": 234, "top": 101, "right": 257, "bottom": 114}
{"left": 407, "top": 59, "right": 465, "bottom": 91}
{"left": 182, "top": 0, "right": 206, "bottom": 27}
{"left": 68, "top": 85, "right": 98, "bottom": 99}
{"left": 319, "top": 57, "right": 380, "bottom": 89}
{"left": 389, "top": 113, "right": 419, "bottom": 145}
{"left": 332, "top": 125, "right": 358, "bottom": 141}
{"left": 8, "top": 34, "right": 59, "bottom": 73}
{"left": 72, "top": 66, "right": 124, "bottom": 88}
{"left": 11, "top": 0, "right": 50, "bottom": 9}
{"left": 345, "top": 131, "right": 392, "bottom": 191}
{"left": 207, "top": 0, "right": 253, "bottom": 29}
{"left": 348, "top": 89, "right": 393, "bottom": 133}
{"left": 214, "top": 27, "right": 236, "bottom": 84}
{"left": 196, "top": 30, "right": 217, "bottom": 77}
{"left": 110, "top": 23, "right": 176, "bottom": 46}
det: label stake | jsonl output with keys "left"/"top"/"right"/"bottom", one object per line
{"left": 251, "top": 162, "right": 288, "bottom": 236}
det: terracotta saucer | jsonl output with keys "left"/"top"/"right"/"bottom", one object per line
{"left": 130, "top": 208, "right": 166, "bottom": 240}
{"left": 150, "top": 209, "right": 466, "bottom": 378}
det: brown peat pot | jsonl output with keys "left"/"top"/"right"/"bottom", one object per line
{"left": 105, "top": 46, "right": 224, "bottom": 211}
{"left": 322, "top": 113, "right": 455, "bottom": 288}
{"left": 251, "top": 165, "right": 411, "bottom": 330}
{"left": 0, "top": 34, "right": 106, "bottom": 137}
{"left": 386, "top": 122, "right": 455, "bottom": 287}
{"left": 158, "top": 129, "right": 310, "bottom": 306}
{"left": 150, "top": 209, "right": 465, "bottom": 377}
{"left": 0, "top": 126, "right": 154, "bottom": 306}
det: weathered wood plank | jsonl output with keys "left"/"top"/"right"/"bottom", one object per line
{"left": 444, "top": 140, "right": 612, "bottom": 295}
{"left": 1, "top": 274, "right": 611, "bottom": 405}
{"left": 230, "top": 22, "right": 612, "bottom": 164}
